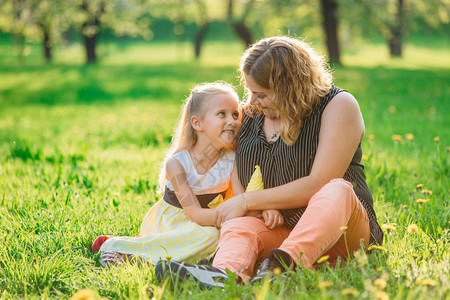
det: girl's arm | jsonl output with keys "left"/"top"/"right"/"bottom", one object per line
{"left": 165, "top": 157, "right": 218, "bottom": 227}
{"left": 216, "top": 92, "right": 365, "bottom": 222}
{"left": 230, "top": 162, "right": 245, "bottom": 195}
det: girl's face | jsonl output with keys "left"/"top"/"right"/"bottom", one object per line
{"left": 197, "top": 92, "right": 241, "bottom": 148}
{"left": 244, "top": 74, "right": 278, "bottom": 119}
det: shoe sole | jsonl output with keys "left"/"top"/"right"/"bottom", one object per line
{"left": 154, "top": 261, "right": 225, "bottom": 289}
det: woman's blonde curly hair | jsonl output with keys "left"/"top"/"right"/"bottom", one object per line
{"left": 240, "top": 36, "right": 333, "bottom": 146}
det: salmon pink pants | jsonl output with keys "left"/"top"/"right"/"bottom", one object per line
{"left": 213, "top": 179, "right": 370, "bottom": 281}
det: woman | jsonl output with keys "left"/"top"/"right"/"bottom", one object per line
{"left": 155, "top": 36, "right": 383, "bottom": 287}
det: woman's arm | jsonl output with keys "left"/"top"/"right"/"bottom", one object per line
{"left": 166, "top": 157, "right": 218, "bottom": 227}
{"left": 216, "top": 92, "right": 364, "bottom": 222}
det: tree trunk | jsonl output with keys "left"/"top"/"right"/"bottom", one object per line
{"left": 42, "top": 27, "right": 52, "bottom": 62}
{"left": 194, "top": 23, "right": 209, "bottom": 59}
{"left": 81, "top": 1, "right": 100, "bottom": 64}
{"left": 231, "top": 22, "right": 253, "bottom": 47}
{"left": 389, "top": 0, "right": 404, "bottom": 57}
{"left": 320, "top": 0, "right": 341, "bottom": 65}
{"left": 227, "top": 0, "right": 254, "bottom": 47}
{"left": 83, "top": 33, "right": 97, "bottom": 63}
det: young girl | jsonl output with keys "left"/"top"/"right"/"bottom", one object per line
{"left": 92, "top": 82, "right": 243, "bottom": 266}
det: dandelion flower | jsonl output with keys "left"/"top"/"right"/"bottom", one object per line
{"left": 362, "top": 155, "right": 369, "bottom": 161}
{"left": 374, "top": 290, "right": 389, "bottom": 300}
{"left": 317, "top": 255, "right": 329, "bottom": 264}
{"left": 368, "top": 245, "right": 386, "bottom": 251}
{"left": 164, "top": 255, "right": 173, "bottom": 260}
{"left": 421, "top": 279, "right": 437, "bottom": 287}
{"left": 374, "top": 278, "right": 387, "bottom": 289}
{"left": 340, "top": 226, "right": 348, "bottom": 232}
{"left": 368, "top": 134, "right": 375, "bottom": 141}
{"left": 405, "top": 133, "right": 414, "bottom": 141}
{"left": 382, "top": 224, "right": 396, "bottom": 231}
{"left": 411, "top": 253, "right": 418, "bottom": 259}
{"left": 388, "top": 105, "right": 397, "bottom": 114}
{"left": 70, "top": 288, "right": 96, "bottom": 300}
{"left": 341, "top": 288, "right": 359, "bottom": 297}
{"left": 391, "top": 135, "right": 402, "bottom": 142}
{"left": 318, "top": 280, "right": 333, "bottom": 289}
{"left": 422, "top": 189, "right": 432, "bottom": 195}
{"left": 142, "top": 284, "right": 149, "bottom": 295}
{"left": 416, "top": 198, "right": 430, "bottom": 204}
{"left": 273, "top": 267, "right": 282, "bottom": 275}
{"left": 407, "top": 224, "right": 419, "bottom": 234}
{"left": 402, "top": 204, "right": 408, "bottom": 209}
{"left": 433, "top": 136, "right": 440, "bottom": 143}
{"left": 416, "top": 183, "right": 423, "bottom": 189}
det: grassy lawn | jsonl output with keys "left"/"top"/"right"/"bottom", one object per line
{"left": 0, "top": 40, "right": 448, "bottom": 299}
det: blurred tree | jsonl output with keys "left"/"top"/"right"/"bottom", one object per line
{"left": 320, "top": 0, "right": 341, "bottom": 64}
{"left": 0, "top": 0, "right": 153, "bottom": 63}
{"left": 227, "top": 0, "right": 254, "bottom": 46}
{"left": 78, "top": 0, "right": 152, "bottom": 63}
{"left": 341, "top": 0, "right": 449, "bottom": 57}
{"left": 0, "top": 0, "right": 69, "bottom": 62}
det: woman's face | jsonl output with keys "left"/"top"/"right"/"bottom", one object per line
{"left": 244, "top": 74, "right": 278, "bottom": 119}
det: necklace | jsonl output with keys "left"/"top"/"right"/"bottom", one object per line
{"left": 269, "top": 118, "right": 280, "bottom": 143}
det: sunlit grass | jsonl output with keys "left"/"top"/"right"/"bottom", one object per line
{"left": 0, "top": 39, "right": 448, "bottom": 299}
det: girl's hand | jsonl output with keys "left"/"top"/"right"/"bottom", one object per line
{"left": 262, "top": 210, "right": 284, "bottom": 229}
{"left": 216, "top": 194, "right": 248, "bottom": 227}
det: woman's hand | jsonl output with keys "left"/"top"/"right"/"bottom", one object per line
{"left": 262, "top": 210, "right": 284, "bottom": 229}
{"left": 215, "top": 194, "right": 248, "bottom": 228}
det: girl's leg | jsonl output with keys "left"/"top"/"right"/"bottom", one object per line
{"left": 212, "top": 216, "right": 291, "bottom": 281}
{"left": 279, "top": 179, "right": 370, "bottom": 268}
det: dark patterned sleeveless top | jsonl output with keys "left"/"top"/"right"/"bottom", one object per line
{"left": 236, "top": 86, "right": 383, "bottom": 245}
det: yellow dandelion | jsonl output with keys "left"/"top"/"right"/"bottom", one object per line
{"left": 368, "top": 134, "right": 375, "bottom": 141}
{"left": 142, "top": 284, "right": 149, "bottom": 295}
{"left": 411, "top": 253, "right": 419, "bottom": 259}
{"left": 374, "top": 290, "right": 390, "bottom": 300}
{"left": 416, "top": 183, "right": 423, "bottom": 189}
{"left": 402, "top": 204, "right": 408, "bottom": 209}
{"left": 382, "top": 224, "right": 396, "bottom": 231}
{"left": 388, "top": 105, "right": 397, "bottom": 114}
{"left": 318, "top": 280, "right": 333, "bottom": 289}
{"left": 273, "top": 267, "right": 282, "bottom": 276}
{"left": 421, "top": 279, "right": 437, "bottom": 287}
{"left": 407, "top": 224, "right": 419, "bottom": 234}
{"left": 156, "top": 133, "right": 164, "bottom": 142}
{"left": 433, "top": 136, "right": 440, "bottom": 143}
{"left": 368, "top": 245, "right": 386, "bottom": 251}
{"left": 391, "top": 134, "right": 402, "bottom": 142}
{"left": 341, "top": 288, "right": 359, "bottom": 297}
{"left": 416, "top": 198, "right": 430, "bottom": 204}
{"left": 340, "top": 226, "right": 348, "bottom": 232}
{"left": 405, "top": 133, "right": 414, "bottom": 141}
{"left": 70, "top": 288, "right": 96, "bottom": 300}
{"left": 415, "top": 276, "right": 423, "bottom": 284}
{"left": 362, "top": 155, "right": 369, "bottom": 161}
{"left": 164, "top": 255, "right": 173, "bottom": 260}
{"left": 317, "top": 255, "right": 330, "bottom": 264}
{"left": 374, "top": 278, "right": 387, "bottom": 289}
{"left": 377, "top": 267, "right": 383, "bottom": 273}
{"left": 422, "top": 189, "right": 432, "bottom": 195}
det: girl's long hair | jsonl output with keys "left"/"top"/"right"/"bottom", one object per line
{"left": 240, "top": 36, "right": 333, "bottom": 146}
{"left": 158, "top": 82, "right": 239, "bottom": 191}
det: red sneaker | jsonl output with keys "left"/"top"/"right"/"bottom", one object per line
{"left": 91, "top": 235, "right": 114, "bottom": 253}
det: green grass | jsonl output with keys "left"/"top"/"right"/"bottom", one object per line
{"left": 0, "top": 40, "right": 449, "bottom": 299}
